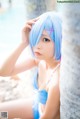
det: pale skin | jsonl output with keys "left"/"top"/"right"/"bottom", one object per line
{"left": 0, "top": 18, "right": 60, "bottom": 119}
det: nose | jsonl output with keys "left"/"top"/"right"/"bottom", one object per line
{"left": 35, "top": 41, "right": 42, "bottom": 49}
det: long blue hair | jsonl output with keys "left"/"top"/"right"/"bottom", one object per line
{"left": 29, "top": 12, "right": 62, "bottom": 60}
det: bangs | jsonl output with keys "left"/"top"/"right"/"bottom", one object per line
{"left": 29, "top": 15, "right": 47, "bottom": 47}
{"left": 29, "top": 12, "right": 62, "bottom": 60}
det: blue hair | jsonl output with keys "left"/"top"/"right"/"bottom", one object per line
{"left": 29, "top": 12, "right": 62, "bottom": 60}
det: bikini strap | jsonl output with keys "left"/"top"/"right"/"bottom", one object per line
{"left": 46, "top": 63, "right": 60, "bottom": 86}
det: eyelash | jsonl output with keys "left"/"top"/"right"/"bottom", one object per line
{"left": 43, "top": 38, "right": 50, "bottom": 42}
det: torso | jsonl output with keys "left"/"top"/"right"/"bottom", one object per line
{"left": 37, "top": 65, "right": 60, "bottom": 118}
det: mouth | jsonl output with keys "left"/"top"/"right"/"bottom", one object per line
{"left": 34, "top": 52, "right": 42, "bottom": 56}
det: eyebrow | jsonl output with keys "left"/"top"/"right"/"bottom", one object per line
{"left": 42, "top": 34, "right": 47, "bottom": 36}
{"left": 41, "top": 34, "right": 50, "bottom": 39}
{"left": 41, "top": 34, "right": 50, "bottom": 38}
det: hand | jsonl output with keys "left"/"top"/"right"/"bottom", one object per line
{"left": 22, "top": 17, "right": 39, "bottom": 46}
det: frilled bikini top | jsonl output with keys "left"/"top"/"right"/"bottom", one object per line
{"left": 32, "top": 63, "right": 60, "bottom": 105}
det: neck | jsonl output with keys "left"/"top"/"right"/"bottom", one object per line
{"left": 45, "top": 58, "right": 60, "bottom": 70}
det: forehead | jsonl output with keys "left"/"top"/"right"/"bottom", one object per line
{"left": 41, "top": 30, "right": 51, "bottom": 38}
{"left": 42, "top": 30, "right": 48, "bottom": 35}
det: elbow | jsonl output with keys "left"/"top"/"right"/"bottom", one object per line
{"left": 0, "top": 72, "right": 9, "bottom": 77}
{"left": 0, "top": 69, "right": 11, "bottom": 77}
{"left": 0, "top": 70, "right": 5, "bottom": 76}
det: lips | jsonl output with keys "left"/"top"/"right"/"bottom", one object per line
{"left": 34, "top": 51, "right": 42, "bottom": 56}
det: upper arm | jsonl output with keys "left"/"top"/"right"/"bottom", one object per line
{"left": 42, "top": 78, "right": 60, "bottom": 119}
{"left": 11, "top": 58, "right": 38, "bottom": 75}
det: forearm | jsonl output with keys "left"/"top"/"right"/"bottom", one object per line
{"left": 0, "top": 42, "right": 27, "bottom": 76}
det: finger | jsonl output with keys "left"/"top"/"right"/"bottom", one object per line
{"left": 25, "top": 24, "right": 32, "bottom": 29}
{"left": 23, "top": 24, "right": 32, "bottom": 31}
{"left": 26, "top": 17, "right": 40, "bottom": 25}
{"left": 32, "top": 17, "right": 40, "bottom": 21}
{"left": 26, "top": 21, "right": 35, "bottom": 25}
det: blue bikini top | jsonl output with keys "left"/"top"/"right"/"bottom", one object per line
{"left": 32, "top": 69, "right": 48, "bottom": 105}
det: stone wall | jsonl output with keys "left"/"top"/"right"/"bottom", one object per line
{"left": 60, "top": 3, "right": 80, "bottom": 119}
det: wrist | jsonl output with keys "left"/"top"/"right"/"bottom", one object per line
{"left": 20, "top": 41, "right": 28, "bottom": 48}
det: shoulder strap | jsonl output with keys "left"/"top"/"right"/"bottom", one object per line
{"left": 46, "top": 63, "right": 60, "bottom": 86}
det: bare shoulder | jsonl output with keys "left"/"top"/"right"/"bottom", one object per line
{"left": 47, "top": 67, "right": 60, "bottom": 92}
{"left": 47, "top": 69, "right": 60, "bottom": 106}
{"left": 44, "top": 68, "right": 60, "bottom": 119}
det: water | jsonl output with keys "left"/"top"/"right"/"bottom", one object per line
{"left": 0, "top": 1, "right": 34, "bottom": 100}
{"left": 0, "top": 2, "right": 28, "bottom": 65}
{"left": 0, "top": 7, "right": 26, "bottom": 49}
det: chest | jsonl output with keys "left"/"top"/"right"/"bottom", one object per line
{"left": 37, "top": 70, "right": 59, "bottom": 91}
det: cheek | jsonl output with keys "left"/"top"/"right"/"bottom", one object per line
{"left": 49, "top": 47, "right": 54, "bottom": 57}
{"left": 45, "top": 45, "right": 54, "bottom": 57}
{"left": 51, "top": 43, "right": 55, "bottom": 56}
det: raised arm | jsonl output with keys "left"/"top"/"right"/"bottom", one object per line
{"left": 0, "top": 18, "right": 38, "bottom": 77}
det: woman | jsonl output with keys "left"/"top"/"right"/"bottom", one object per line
{"left": 0, "top": 11, "right": 62, "bottom": 119}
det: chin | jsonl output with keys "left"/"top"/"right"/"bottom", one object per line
{"left": 35, "top": 56, "right": 44, "bottom": 60}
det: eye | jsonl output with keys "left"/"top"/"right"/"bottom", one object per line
{"left": 43, "top": 38, "right": 50, "bottom": 42}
